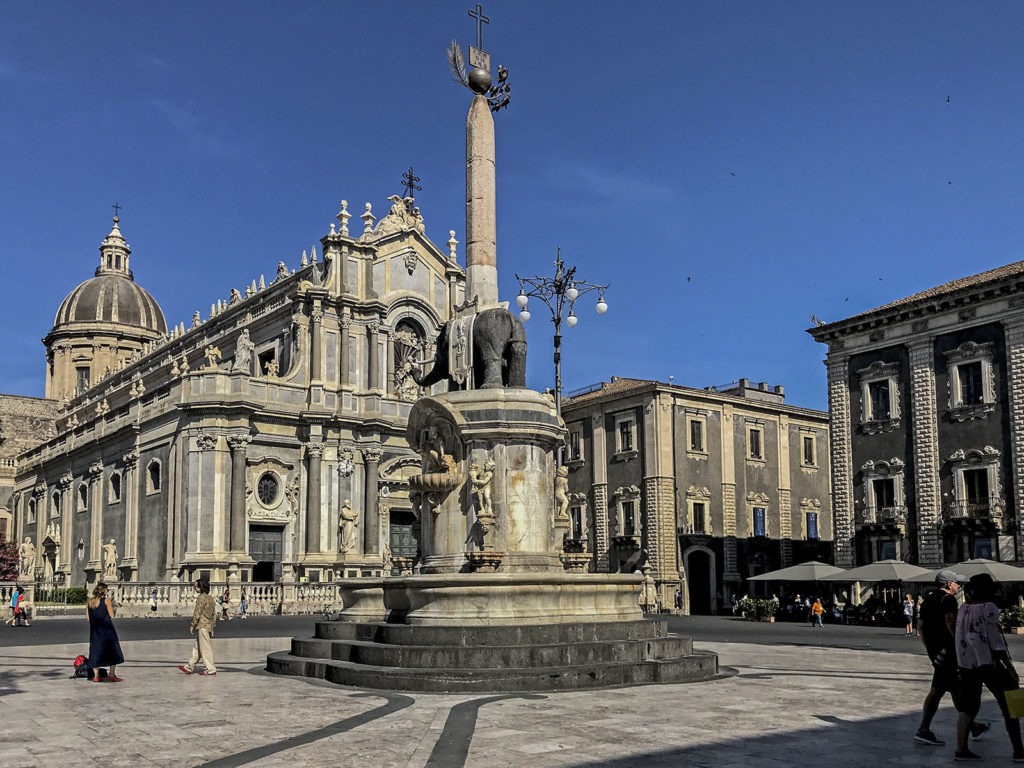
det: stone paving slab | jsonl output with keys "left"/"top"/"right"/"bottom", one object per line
{"left": 0, "top": 636, "right": 1013, "bottom": 767}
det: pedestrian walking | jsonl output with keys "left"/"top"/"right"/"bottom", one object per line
{"left": 916, "top": 595, "right": 924, "bottom": 636}
{"left": 811, "top": 597, "right": 824, "bottom": 627}
{"left": 6, "top": 585, "right": 20, "bottom": 626}
{"left": 147, "top": 588, "right": 158, "bottom": 617}
{"left": 239, "top": 591, "right": 248, "bottom": 619}
{"left": 953, "top": 573, "right": 1023, "bottom": 762}
{"left": 220, "top": 588, "right": 231, "bottom": 620}
{"left": 86, "top": 582, "right": 124, "bottom": 682}
{"left": 673, "top": 588, "right": 682, "bottom": 613}
{"left": 914, "top": 569, "right": 988, "bottom": 747}
{"left": 12, "top": 586, "right": 31, "bottom": 627}
{"left": 904, "top": 593, "right": 916, "bottom": 636}
{"left": 179, "top": 579, "right": 217, "bottom": 676}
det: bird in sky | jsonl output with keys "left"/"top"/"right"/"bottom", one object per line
{"left": 946, "top": 95, "right": 950, "bottom": 103}
{"left": 729, "top": 172, "right": 736, "bottom": 177}
{"left": 687, "top": 276, "right": 691, "bottom": 282}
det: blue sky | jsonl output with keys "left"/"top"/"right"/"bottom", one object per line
{"left": 3, "top": 1, "right": 1024, "bottom": 410}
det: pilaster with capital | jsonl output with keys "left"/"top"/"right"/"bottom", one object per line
{"left": 362, "top": 447, "right": 383, "bottom": 555}
{"left": 122, "top": 450, "right": 140, "bottom": 572}
{"left": 1004, "top": 321, "right": 1024, "bottom": 559}
{"left": 367, "top": 322, "right": 381, "bottom": 391}
{"left": 309, "top": 306, "right": 324, "bottom": 384}
{"left": 227, "top": 435, "right": 252, "bottom": 552}
{"left": 339, "top": 317, "right": 351, "bottom": 389}
{"left": 87, "top": 462, "right": 104, "bottom": 571}
{"left": 305, "top": 442, "right": 325, "bottom": 555}
{"left": 908, "top": 340, "right": 942, "bottom": 566}
{"left": 826, "top": 354, "right": 856, "bottom": 568}
{"left": 592, "top": 483, "right": 609, "bottom": 571}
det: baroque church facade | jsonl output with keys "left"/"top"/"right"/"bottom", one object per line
{"left": 7, "top": 194, "right": 465, "bottom": 589}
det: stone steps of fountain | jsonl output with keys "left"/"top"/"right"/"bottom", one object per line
{"left": 313, "top": 618, "right": 668, "bottom": 645}
{"left": 266, "top": 647, "right": 719, "bottom": 693}
{"left": 290, "top": 634, "right": 693, "bottom": 669}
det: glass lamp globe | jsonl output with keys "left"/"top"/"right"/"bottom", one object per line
{"left": 519, "top": 308, "right": 531, "bottom": 322}
{"left": 516, "top": 290, "right": 529, "bottom": 308}
{"left": 596, "top": 296, "right": 608, "bottom": 314}
{"left": 567, "top": 311, "right": 578, "bottom": 328}
{"left": 566, "top": 284, "right": 579, "bottom": 301}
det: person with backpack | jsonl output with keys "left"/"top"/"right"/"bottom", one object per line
{"left": 86, "top": 582, "right": 124, "bottom": 682}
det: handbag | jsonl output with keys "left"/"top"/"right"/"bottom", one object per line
{"left": 1006, "top": 688, "right": 1024, "bottom": 719}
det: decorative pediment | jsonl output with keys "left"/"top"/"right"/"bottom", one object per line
{"left": 379, "top": 454, "right": 424, "bottom": 482}
{"left": 611, "top": 485, "right": 641, "bottom": 500}
{"left": 857, "top": 360, "right": 900, "bottom": 379}
{"left": 944, "top": 341, "right": 994, "bottom": 364}
{"left": 861, "top": 457, "right": 905, "bottom": 476}
{"left": 948, "top": 446, "right": 1000, "bottom": 465}
{"left": 686, "top": 485, "right": 712, "bottom": 499}
{"left": 800, "top": 498, "right": 822, "bottom": 510}
{"left": 746, "top": 491, "right": 770, "bottom": 505}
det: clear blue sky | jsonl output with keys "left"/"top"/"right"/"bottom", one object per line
{"left": 3, "top": 1, "right": 1024, "bottom": 410}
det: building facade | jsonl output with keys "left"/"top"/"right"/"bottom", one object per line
{"left": 561, "top": 377, "right": 832, "bottom": 614}
{"left": 809, "top": 261, "right": 1024, "bottom": 568}
{"left": 9, "top": 194, "right": 465, "bottom": 590}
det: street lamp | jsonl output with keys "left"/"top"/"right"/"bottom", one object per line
{"left": 515, "top": 248, "right": 609, "bottom": 422}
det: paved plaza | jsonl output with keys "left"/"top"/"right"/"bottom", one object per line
{"left": 4, "top": 616, "right": 1019, "bottom": 767}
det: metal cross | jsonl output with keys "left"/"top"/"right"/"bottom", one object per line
{"left": 112, "top": 202, "right": 122, "bottom": 219}
{"left": 468, "top": 3, "right": 490, "bottom": 49}
{"left": 401, "top": 167, "right": 422, "bottom": 200}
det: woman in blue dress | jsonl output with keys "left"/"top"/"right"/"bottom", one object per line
{"left": 86, "top": 582, "right": 124, "bottom": 682}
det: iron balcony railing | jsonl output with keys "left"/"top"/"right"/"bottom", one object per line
{"left": 944, "top": 497, "right": 1005, "bottom": 521}
{"left": 858, "top": 505, "right": 908, "bottom": 527}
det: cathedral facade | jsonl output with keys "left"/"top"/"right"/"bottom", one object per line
{"left": 8, "top": 195, "right": 465, "bottom": 592}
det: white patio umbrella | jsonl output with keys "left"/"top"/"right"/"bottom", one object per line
{"left": 747, "top": 560, "right": 846, "bottom": 582}
{"left": 824, "top": 559, "right": 931, "bottom": 583}
{"left": 906, "top": 559, "right": 1024, "bottom": 583}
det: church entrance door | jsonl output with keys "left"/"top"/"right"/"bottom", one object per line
{"left": 249, "top": 525, "right": 283, "bottom": 582}
{"left": 686, "top": 549, "right": 714, "bottom": 615}
{"left": 389, "top": 509, "right": 417, "bottom": 560}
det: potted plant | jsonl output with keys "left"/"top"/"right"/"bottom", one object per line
{"left": 999, "top": 605, "right": 1024, "bottom": 635}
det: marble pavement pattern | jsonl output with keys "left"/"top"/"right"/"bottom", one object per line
{"left": 0, "top": 637, "right": 998, "bottom": 767}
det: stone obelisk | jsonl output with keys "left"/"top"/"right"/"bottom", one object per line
{"left": 465, "top": 94, "right": 498, "bottom": 308}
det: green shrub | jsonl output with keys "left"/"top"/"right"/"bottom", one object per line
{"left": 1000, "top": 605, "right": 1024, "bottom": 632}
{"left": 739, "top": 596, "right": 778, "bottom": 621}
{"left": 35, "top": 587, "right": 89, "bottom": 605}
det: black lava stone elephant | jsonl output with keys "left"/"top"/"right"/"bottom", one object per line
{"left": 413, "top": 307, "right": 527, "bottom": 390}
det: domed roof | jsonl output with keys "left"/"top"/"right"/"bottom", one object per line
{"left": 51, "top": 217, "right": 167, "bottom": 336}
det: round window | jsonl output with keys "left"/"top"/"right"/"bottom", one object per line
{"left": 257, "top": 472, "right": 280, "bottom": 506}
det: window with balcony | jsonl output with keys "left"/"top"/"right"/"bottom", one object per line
{"left": 859, "top": 458, "right": 907, "bottom": 530}
{"left": 570, "top": 505, "right": 583, "bottom": 539}
{"left": 946, "top": 447, "right": 1004, "bottom": 522}
{"left": 621, "top": 500, "right": 636, "bottom": 537}
{"left": 945, "top": 342, "right": 996, "bottom": 422}
{"left": 857, "top": 361, "right": 901, "bottom": 434}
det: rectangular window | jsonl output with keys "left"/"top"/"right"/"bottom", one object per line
{"left": 803, "top": 435, "right": 815, "bottom": 466}
{"left": 748, "top": 427, "right": 763, "bottom": 460}
{"left": 752, "top": 507, "right": 766, "bottom": 537}
{"left": 258, "top": 349, "right": 277, "bottom": 376}
{"left": 76, "top": 366, "right": 90, "bottom": 395}
{"left": 962, "top": 468, "right": 990, "bottom": 504}
{"left": 878, "top": 540, "right": 897, "bottom": 561}
{"left": 0, "top": 517, "right": 7, "bottom": 544}
{"left": 622, "top": 500, "right": 635, "bottom": 536}
{"left": 868, "top": 380, "right": 891, "bottom": 421}
{"left": 806, "top": 512, "right": 819, "bottom": 540}
{"left": 568, "top": 431, "right": 582, "bottom": 462}
{"left": 692, "top": 502, "right": 706, "bottom": 534}
{"left": 618, "top": 421, "right": 634, "bottom": 453}
{"left": 973, "top": 538, "right": 993, "bottom": 560}
{"left": 873, "top": 478, "right": 895, "bottom": 509}
{"left": 570, "top": 506, "right": 583, "bottom": 539}
{"left": 959, "top": 362, "right": 984, "bottom": 406}
{"left": 689, "top": 419, "right": 704, "bottom": 452}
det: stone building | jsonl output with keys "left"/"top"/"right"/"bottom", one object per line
{"left": 0, "top": 395, "right": 58, "bottom": 544}
{"left": 8, "top": 194, "right": 465, "bottom": 591}
{"left": 809, "top": 261, "right": 1024, "bottom": 568}
{"left": 561, "top": 376, "right": 832, "bottom": 614}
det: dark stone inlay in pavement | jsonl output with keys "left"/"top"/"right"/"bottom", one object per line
{"left": 425, "top": 694, "right": 547, "bottom": 768}
{"left": 194, "top": 692, "right": 414, "bottom": 768}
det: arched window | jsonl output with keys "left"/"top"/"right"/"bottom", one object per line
{"left": 51, "top": 491, "right": 61, "bottom": 519}
{"left": 78, "top": 484, "right": 88, "bottom": 514}
{"left": 147, "top": 460, "right": 162, "bottom": 494}
{"left": 109, "top": 472, "right": 122, "bottom": 504}
{"left": 27, "top": 498, "right": 36, "bottom": 524}
{"left": 391, "top": 319, "right": 425, "bottom": 401}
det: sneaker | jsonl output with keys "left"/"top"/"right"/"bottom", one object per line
{"left": 177, "top": 665, "right": 192, "bottom": 675}
{"left": 971, "top": 722, "right": 991, "bottom": 739}
{"left": 954, "top": 749, "right": 982, "bottom": 761}
{"left": 914, "top": 730, "right": 945, "bottom": 746}
{"left": 1013, "top": 752, "right": 1024, "bottom": 763}
{"left": 198, "top": 670, "right": 217, "bottom": 676}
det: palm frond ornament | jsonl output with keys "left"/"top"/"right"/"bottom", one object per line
{"left": 447, "top": 40, "right": 469, "bottom": 88}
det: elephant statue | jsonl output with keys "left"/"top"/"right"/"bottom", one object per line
{"left": 413, "top": 307, "right": 527, "bottom": 390}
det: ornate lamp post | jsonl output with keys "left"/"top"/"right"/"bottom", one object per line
{"left": 515, "top": 248, "right": 609, "bottom": 420}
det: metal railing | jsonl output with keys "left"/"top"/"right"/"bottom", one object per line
{"left": 944, "top": 497, "right": 1004, "bottom": 521}
{"left": 858, "top": 505, "right": 908, "bottom": 526}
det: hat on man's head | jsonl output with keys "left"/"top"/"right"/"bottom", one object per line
{"left": 936, "top": 568, "right": 966, "bottom": 586}
{"left": 969, "top": 573, "right": 998, "bottom": 590}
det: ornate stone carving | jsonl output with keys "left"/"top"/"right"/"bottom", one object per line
{"left": 204, "top": 345, "right": 222, "bottom": 370}
{"left": 306, "top": 442, "right": 325, "bottom": 459}
{"left": 32, "top": 483, "right": 47, "bottom": 499}
{"left": 179, "top": 354, "right": 190, "bottom": 375}
{"left": 196, "top": 433, "right": 219, "bottom": 451}
{"left": 19, "top": 537, "right": 37, "bottom": 574}
{"left": 310, "top": 309, "right": 324, "bottom": 324}
{"left": 231, "top": 329, "right": 255, "bottom": 373}
{"left": 403, "top": 250, "right": 418, "bottom": 275}
{"left": 554, "top": 465, "right": 569, "bottom": 521}
{"left": 122, "top": 451, "right": 139, "bottom": 470}
{"left": 58, "top": 472, "right": 74, "bottom": 491}
{"left": 337, "top": 447, "right": 355, "bottom": 478}
{"left": 362, "top": 195, "right": 424, "bottom": 240}
{"left": 470, "top": 458, "right": 496, "bottom": 516}
{"left": 408, "top": 422, "right": 460, "bottom": 512}
{"left": 686, "top": 485, "right": 712, "bottom": 499}
{"left": 103, "top": 538, "right": 118, "bottom": 579}
{"left": 339, "top": 499, "right": 359, "bottom": 553}
{"left": 366, "top": 322, "right": 380, "bottom": 335}
{"left": 88, "top": 462, "right": 104, "bottom": 481}
{"left": 45, "top": 521, "right": 61, "bottom": 546}
{"left": 362, "top": 447, "right": 383, "bottom": 464}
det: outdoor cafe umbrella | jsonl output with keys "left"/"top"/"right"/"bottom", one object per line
{"left": 747, "top": 560, "right": 845, "bottom": 582}
{"left": 906, "top": 559, "right": 1024, "bottom": 583}
{"left": 824, "top": 559, "right": 931, "bottom": 583}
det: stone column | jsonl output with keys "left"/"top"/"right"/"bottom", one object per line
{"left": 367, "top": 322, "right": 380, "bottom": 391}
{"left": 339, "top": 318, "right": 351, "bottom": 389}
{"left": 309, "top": 308, "right": 323, "bottom": 383}
{"left": 826, "top": 355, "right": 857, "bottom": 568}
{"left": 465, "top": 94, "right": 498, "bottom": 307}
{"left": 362, "top": 447, "right": 382, "bottom": 556}
{"left": 227, "top": 435, "right": 251, "bottom": 552}
{"left": 1003, "top": 321, "right": 1024, "bottom": 559}
{"left": 590, "top": 413, "right": 610, "bottom": 570}
{"left": 908, "top": 340, "right": 942, "bottom": 566}
{"left": 87, "top": 462, "right": 104, "bottom": 574}
{"left": 58, "top": 473, "right": 73, "bottom": 572}
{"left": 305, "top": 442, "right": 324, "bottom": 555}
{"left": 122, "top": 450, "right": 139, "bottom": 578}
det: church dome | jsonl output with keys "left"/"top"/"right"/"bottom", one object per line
{"left": 51, "top": 218, "right": 167, "bottom": 335}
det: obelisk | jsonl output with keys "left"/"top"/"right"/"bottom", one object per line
{"left": 465, "top": 93, "right": 497, "bottom": 307}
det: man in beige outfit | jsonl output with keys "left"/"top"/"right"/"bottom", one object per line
{"left": 178, "top": 579, "right": 217, "bottom": 675}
